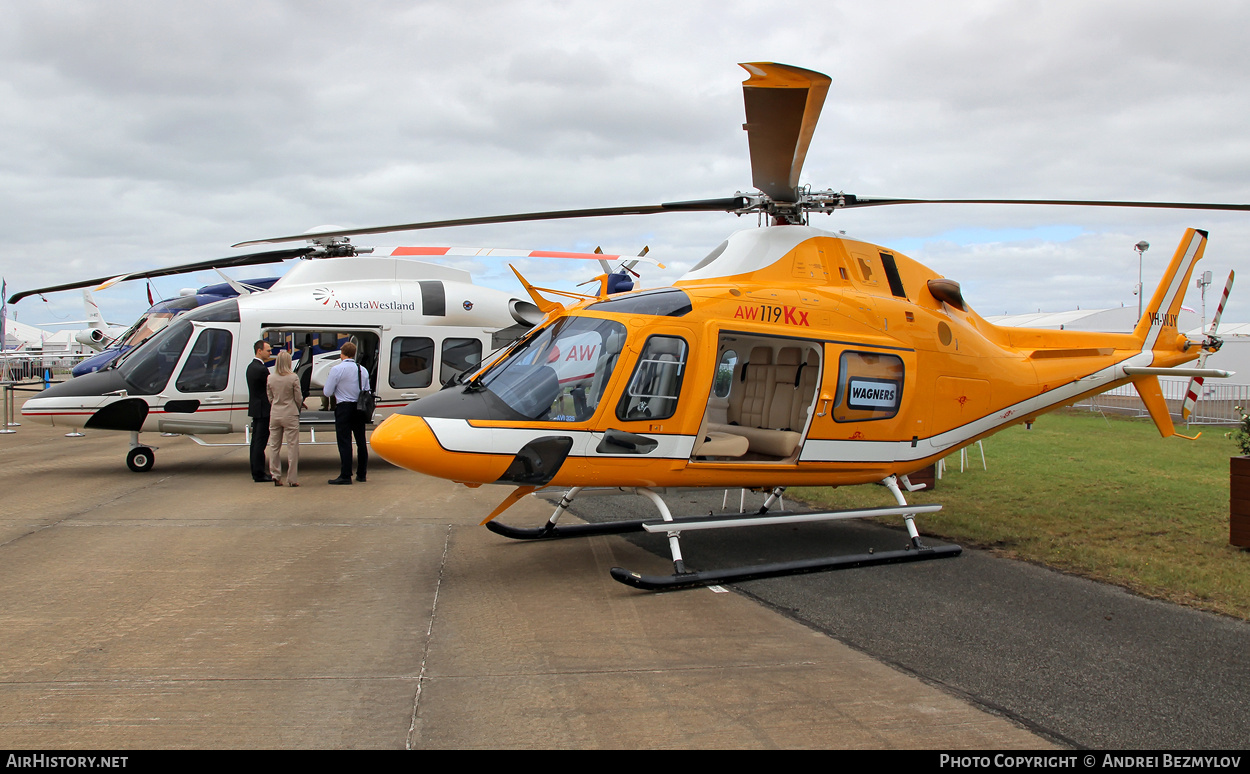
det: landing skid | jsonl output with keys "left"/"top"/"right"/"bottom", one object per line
{"left": 611, "top": 544, "right": 962, "bottom": 591}
{"left": 486, "top": 477, "right": 962, "bottom": 590}
{"left": 485, "top": 518, "right": 648, "bottom": 540}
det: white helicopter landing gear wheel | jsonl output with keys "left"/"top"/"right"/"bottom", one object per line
{"left": 126, "top": 446, "right": 154, "bottom": 472}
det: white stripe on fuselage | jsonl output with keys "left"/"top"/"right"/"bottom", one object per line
{"left": 424, "top": 352, "right": 1150, "bottom": 467}
{"left": 423, "top": 417, "right": 697, "bottom": 459}
{"left": 1144, "top": 232, "right": 1202, "bottom": 353}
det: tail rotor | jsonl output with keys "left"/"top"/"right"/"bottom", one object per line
{"left": 1182, "top": 270, "right": 1235, "bottom": 422}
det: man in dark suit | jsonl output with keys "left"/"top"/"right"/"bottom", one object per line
{"left": 247, "top": 339, "right": 274, "bottom": 482}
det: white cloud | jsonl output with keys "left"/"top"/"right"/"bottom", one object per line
{"left": 2, "top": 0, "right": 1249, "bottom": 330}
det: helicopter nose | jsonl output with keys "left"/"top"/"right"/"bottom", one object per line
{"left": 369, "top": 414, "right": 438, "bottom": 473}
{"left": 370, "top": 413, "right": 509, "bottom": 484}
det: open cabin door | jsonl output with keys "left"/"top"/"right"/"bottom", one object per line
{"left": 691, "top": 336, "right": 823, "bottom": 463}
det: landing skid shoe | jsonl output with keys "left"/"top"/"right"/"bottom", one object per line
{"left": 486, "top": 478, "right": 962, "bottom": 590}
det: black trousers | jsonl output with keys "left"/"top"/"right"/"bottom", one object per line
{"left": 250, "top": 416, "right": 271, "bottom": 480}
{"left": 334, "top": 403, "right": 368, "bottom": 480}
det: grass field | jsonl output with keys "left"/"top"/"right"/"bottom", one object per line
{"left": 792, "top": 409, "right": 1250, "bottom": 620}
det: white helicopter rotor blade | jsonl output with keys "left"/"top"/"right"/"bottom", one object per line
{"left": 378, "top": 245, "right": 665, "bottom": 268}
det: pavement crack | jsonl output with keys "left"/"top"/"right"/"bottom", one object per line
{"left": 422, "top": 661, "right": 824, "bottom": 680}
{"left": 407, "top": 523, "right": 451, "bottom": 750}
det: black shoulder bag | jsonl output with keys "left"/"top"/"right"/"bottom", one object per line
{"left": 355, "top": 362, "right": 377, "bottom": 419}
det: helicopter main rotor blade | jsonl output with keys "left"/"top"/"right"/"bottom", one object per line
{"left": 6, "top": 247, "right": 314, "bottom": 304}
{"left": 836, "top": 196, "right": 1250, "bottom": 212}
{"left": 232, "top": 198, "right": 746, "bottom": 248}
{"left": 740, "top": 62, "right": 831, "bottom": 204}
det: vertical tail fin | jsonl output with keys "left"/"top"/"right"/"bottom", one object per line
{"left": 1133, "top": 375, "right": 1177, "bottom": 438}
{"left": 1131, "top": 228, "right": 1207, "bottom": 353}
{"left": 83, "top": 289, "right": 105, "bottom": 329}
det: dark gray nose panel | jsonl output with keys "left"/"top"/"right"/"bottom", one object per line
{"left": 496, "top": 436, "right": 574, "bottom": 486}
{"left": 39, "top": 368, "right": 130, "bottom": 398}
{"left": 84, "top": 398, "right": 149, "bottom": 432}
{"left": 398, "top": 385, "right": 528, "bottom": 422}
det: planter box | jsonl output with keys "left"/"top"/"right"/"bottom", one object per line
{"left": 1231, "top": 457, "right": 1250, "bottom": 548}
{"left": 908, "top": 464, "right": 937, "bottom": 492}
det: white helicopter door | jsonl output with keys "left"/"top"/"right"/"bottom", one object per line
{"left": 153, "top": 322, "right": 241, "bottom": 435}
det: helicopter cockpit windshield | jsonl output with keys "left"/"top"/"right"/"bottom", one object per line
{"left": 116, "top": 295, "right": 203, "bottom": 349}
{"left": 473, "top": 316, "right": 627, "bottom": 422}
{"left": 115, "top": 299, "right": 240, "bottom": 395}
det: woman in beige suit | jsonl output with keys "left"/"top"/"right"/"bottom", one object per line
{"left": 266, "top": 350, "right": 303, "bottom": 487}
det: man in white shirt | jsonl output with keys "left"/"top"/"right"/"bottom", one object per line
{"left": 322, "top": 341, "right": 370, "bottom": 485}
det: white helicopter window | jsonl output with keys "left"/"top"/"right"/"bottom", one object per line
{"left": 174, "top": 328, "right": 233, "bottom": 393}
{"left": 389, "top": 337, "right": 434, "bottom": 389}
{"left": 832, "top": 351, "right": 905, "bottom": 423}
{"left": 116, "top": 319, "right": 195, "bottom": 395}
{"left": 617, "top": 335, "right": 688, "bottom": 421}
{"left": 119, "top": 296, "right": 199, "bottom": 348}
{"left": 115, "top": 299, "right": 239, "bottom": 395}
{"left": 440, "top": 338, "right": 482, "bottom": 386}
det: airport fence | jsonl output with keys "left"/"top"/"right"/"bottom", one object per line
{"left": 1074, "top": 377, "right": 1250, "bottom": 426}
{"left": 1, "top": 354, "right": 93, "bottom": 432}
{"left": 0, "top": 352, "right": 91, "bottom": 382}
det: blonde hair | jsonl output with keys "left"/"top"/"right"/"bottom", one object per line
{"left": 274, "top": 350, "right": 293, "bottom": 377}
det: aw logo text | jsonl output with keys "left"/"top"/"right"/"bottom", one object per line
{"left": 733, "top": 303, "right": 810, "bottom": 327}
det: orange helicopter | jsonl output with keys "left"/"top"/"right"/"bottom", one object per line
{"left": 238, "top": 63, "right": 1242, "bottom": 590}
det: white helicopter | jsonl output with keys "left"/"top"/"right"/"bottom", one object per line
{"left": 12, "top": 234, "right": 654, "bottom": 471}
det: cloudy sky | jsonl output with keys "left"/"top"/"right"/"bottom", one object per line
{"left": 3, "top": 0, "right": 1249, "bottom": 330}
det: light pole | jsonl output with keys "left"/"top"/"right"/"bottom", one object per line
{"left": 1197, "top": 270, "right": 1213, "bottom": 332}
{"left": 1134, "top": 240, "right": 1149, "bottom": 318}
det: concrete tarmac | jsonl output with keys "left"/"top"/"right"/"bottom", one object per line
{"left": 573, "top": 491, "right": 1250, "bottom": 749}
{"left": 0, "top": 396, "right": 1050, "bottom": 749}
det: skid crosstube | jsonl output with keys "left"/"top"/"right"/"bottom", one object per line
{"left": 486, "top": 505, "right": 932, "bottom": 541}
{"left": 610, "top": 544, "right": 963, "bottom": 591}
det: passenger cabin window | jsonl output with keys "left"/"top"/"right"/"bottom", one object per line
{"left": 440, "top": 338, "right": 482, "bottom": 385}
{"left": 390, "top": 337, "right": 434, "bottom": 389}
{"left": 714, "top": 349, "right": 738, "bottom": 399}
{"left": 175, "top": 328, "right": 233, "bottom": 393}
{"left": 832, "top": 351, "right": 905, "bottom": 423}
{"left": 617, "top": 335, "right": 688, "bottom": 421}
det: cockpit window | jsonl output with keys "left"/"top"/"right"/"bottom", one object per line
{"left": 175, "top": 328, "right": 233, "bottom": 393}
{"left": 475, "top": 316, "right": 627, "bottom": 422}
{"left": 616, "top": 335, "right": 688, "bottom": 421}
{"left": 120, "top": 296, "right": 206, "bottom": 348}
{"left": 585, "top": 288, "right": 692, "bottom": 317}
{"left": 117, "top": 321, "right": 194, "bottom": 395}
{"left": 188, "top": 299, "right": 240, "bottom": 324}
{"left": 116, "top": 299, "right": 239, "bottom": 394}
